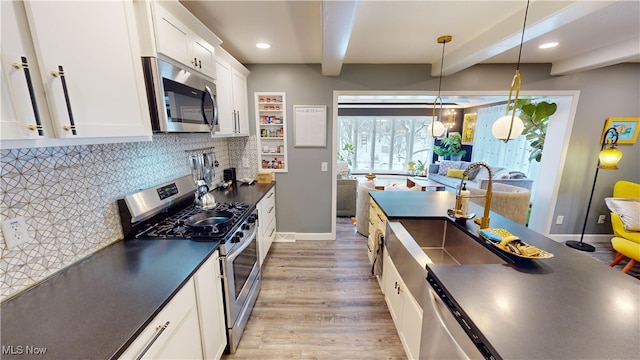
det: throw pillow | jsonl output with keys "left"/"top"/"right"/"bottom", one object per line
{"left": 438, "top": 160, "right": 461, "bottom": 176}
{"left": 446, "top": 168, "right": 465, "bottom": 178}
{"left": 605, "top": 198, "right": 640, "bottom": 231}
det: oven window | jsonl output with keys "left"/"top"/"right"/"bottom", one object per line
{"left": 232, "top": 238, "right": 257, "bottom": 299}
{"left": 163, "top": 78, "right": 213, "bottom": 124}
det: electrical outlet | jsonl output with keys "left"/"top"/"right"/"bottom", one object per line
{"left": 242, "top": 157, "right": 250, "bottom": 168}
{"left": 321, "top": 162, "right": 328, "bottom": 172}
{"left": 555, "top": 215, "right": 564, "bottom": 225}
{"left": 2, "top": 217, "right": 32, "bottom": 248}
{"left": 598, "top": 214, "right": 606, "bottom": 224}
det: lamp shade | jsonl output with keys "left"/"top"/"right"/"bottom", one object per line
{"left": 598, "top": 146, "right": 623, "bottom": 170}
{"left": 492, "top": 115, "right": 524, "bottom": 140}
{"left": 427, "top": 121, "right": 445, "bottom": 137}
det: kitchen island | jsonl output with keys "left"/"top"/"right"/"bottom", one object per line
{"left": 1, "top": 182, "right": 274, "bottom": 360}
{"left": 370, "top": 190, "right": 640, "bottom": 359}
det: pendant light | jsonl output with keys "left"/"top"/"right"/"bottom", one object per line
{"left": 427, "top": 35, "right": 451, "bottom": 138}
{"left": 492, "top": 0, "right": 530, "bottom": 142}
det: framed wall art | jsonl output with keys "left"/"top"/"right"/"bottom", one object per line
{"left": 461, "top": 113, "right": 477, "bottom": 145}
{"left": 601, "top": 117, "right": 640, "bottom": 144}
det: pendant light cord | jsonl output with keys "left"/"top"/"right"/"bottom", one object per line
{"left": 516, "top": 0, "right": 530, "bottom": 71}
{"left": 437, "top": 41, "right": 446, "bottom": 94}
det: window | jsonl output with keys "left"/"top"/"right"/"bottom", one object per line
{"left": 338, "top": 116, "right": 436, "bottom": 173}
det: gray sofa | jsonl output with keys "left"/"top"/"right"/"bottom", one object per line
{"left": 428, "top": 160, "right": 534, "bottom": 191}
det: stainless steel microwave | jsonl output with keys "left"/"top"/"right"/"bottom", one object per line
{"left": 141, "top": 57, "right": 219, "bottom": 133}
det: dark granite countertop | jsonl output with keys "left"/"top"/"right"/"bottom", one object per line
{"left": 1, "top": 182, "right": 274, "bottom": 360}
{"left": 370, "top": 190, "right": 640, "bottom": 359}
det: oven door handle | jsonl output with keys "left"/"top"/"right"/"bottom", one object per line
{"left": 226, "top": 225, "right": 258, "bottom": 263}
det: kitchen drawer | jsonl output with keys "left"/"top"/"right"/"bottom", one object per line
{"left": 264, "top": 216, "right": 276, "bottom": 251}
{"left": 119, "top": 278, "right": 202, "bottom": 360}
{"left": 259, "top": 188, "right": 276, "bottom": 234}
{"left": 367, "top": 234, "right": 376, "bottom": 264}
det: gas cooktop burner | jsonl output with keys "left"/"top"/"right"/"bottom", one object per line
{"left": 143, "top": 202, "right": 250, "bottom": 240}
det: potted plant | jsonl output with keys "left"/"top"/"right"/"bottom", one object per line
{"left": 441, "top": 132, "right": 467, "bottom": 161}
{"left": 514, "top": 99, "right": 557, "bottom": 162}
{"left": 433, "top": 146, "right": 448, "bottom": 162}
{"left": 337, "top": 143, "right": 355, "bottom": 177}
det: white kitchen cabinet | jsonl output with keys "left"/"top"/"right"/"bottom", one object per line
{"left": 119, "top": 278, "right": 203, "bottom": 360}
{"left": 258, "top": 187, "right": 277, "bottom": 266}
{"left": 214, "top": 48, "right": 250, "bottom": 136}
{"left": 152, "top": 3, "right": 216, "bottom": 80}
{"left": 1, "top": 0, "right": 152, "bottom": 148}
{"left": 383, "top": 251, "right": 424, "bottom": 360}
{"left": 255, "top": 92, "right": 288, "bottom": 172}
{"left": 193, "top": 251, "right": 227, "bottom": 360}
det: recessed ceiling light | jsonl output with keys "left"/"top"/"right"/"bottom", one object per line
{"left": 539, "top": 42, "right": 559, "bottom": 49}
{"left": 256, "top": 43, "right": 271, "bottom": 49}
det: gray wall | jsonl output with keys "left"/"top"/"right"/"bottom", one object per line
{"left": 246, "top": 63, "right": 640, "bottom": 236}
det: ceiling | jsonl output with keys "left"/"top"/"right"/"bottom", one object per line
{"left": 180, "top": 0, "right": 639, "bottom": 77}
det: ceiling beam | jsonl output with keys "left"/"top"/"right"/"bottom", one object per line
{"left": 321, "top": 0, "right": 359, "bottom": 76}
{"left": 551, "top": 37, "right": 640, "bottom": 75}
{"left": 431, "top": 0, "right": 616, "bottom": 77}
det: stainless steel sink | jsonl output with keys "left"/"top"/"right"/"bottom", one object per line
{"left": 397, "top": 219, "right": 505, "bottom": 265}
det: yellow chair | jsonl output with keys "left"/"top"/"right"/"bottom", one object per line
{"left": 608, "top": 181, "right": 640, "bottom": 273}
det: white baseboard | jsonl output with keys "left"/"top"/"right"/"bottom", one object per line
{"left": 275, "top": 232, "right": 296, "bottom": 242}
{"left": 274, "top": 232, "right": 336, "bottom": 242}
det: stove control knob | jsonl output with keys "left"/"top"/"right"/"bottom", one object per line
{"left": 231, "top": 235, "right": 241, "bottom": 243}
{"left": 242, "top": 224, "right": 250, "bottom": 231}
{"left": 236, "top": 231, "right": 244, "bottom": 238}
{"left": 247, "top": 216, "right": 256, "bottom": 224}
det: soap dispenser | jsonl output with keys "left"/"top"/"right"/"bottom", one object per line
{"left": 460, "top": 182, "right": 470, "bottom": 217}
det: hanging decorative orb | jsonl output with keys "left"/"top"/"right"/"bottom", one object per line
{"left": 427, "top": 121, "right": 446, "bottom": 137}
{"left": 491, "top": 115, "right": 524, "bottom": 141}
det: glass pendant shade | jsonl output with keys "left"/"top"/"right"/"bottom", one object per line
{"left": 427, "top": 121, "right": 446, "bottom": 137}
{"left": 491, "top": 114, "right": 524, "bottom": 140}
{"left": 598, "top": 146, "right": 622, "bottom": 170}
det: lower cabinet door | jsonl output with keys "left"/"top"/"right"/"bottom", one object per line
{"left": 194, "top": 251, "right": 227, "bottom": 359}
{"left": 119, "top": 278, "right": 203, "bottom": 360}
{"left": 400, "top": 288, "right": 424, "bottom": 360}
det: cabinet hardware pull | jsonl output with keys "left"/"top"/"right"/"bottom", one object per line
{"left": 267, "top": 192, "right": 274, "bottom": 199}
{"left": 13, "top": 57, "right": 44, "bottom": 135}
{"left": 269, "top": 227, "right": 275, "bottom": 237}
{"left": 192, "top": 57, "right": 198, "bottom": 66}
{"left": 51, "top": 65, "right": 77, "bottom": 135}
{"left": 397, "top": 286, "right": 401, "bottom": 295}
{"left": 136, "top": 321, "right": 170, "bottom": 360}
{"left": 198, "top": 59, "right": 202, "bottom": 69}
{"left": 268, "top": 206, "right": 274, "bottom": 214}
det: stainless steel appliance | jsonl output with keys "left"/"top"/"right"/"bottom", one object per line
{"left": 117, "top": 175, "right": 260, "bottom": 353}
{"left": 141, "top": 57, "right": 219, "bottom": 133}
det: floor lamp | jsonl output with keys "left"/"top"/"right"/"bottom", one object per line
{"left": 566, "top": 126, "right": 623, "bottom": 252}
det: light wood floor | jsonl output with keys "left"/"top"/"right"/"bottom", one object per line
{"left": 222, "top": 218, "right": 406, "bottom": 359}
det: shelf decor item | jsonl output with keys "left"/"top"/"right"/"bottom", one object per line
{"left": 566, "top": 123, "right": 623, "bottom": 252}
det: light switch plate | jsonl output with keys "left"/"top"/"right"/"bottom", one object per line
{"left": 2, "top": 217, "right": 32, "bottom": 248}
{"left": 321, "top": 162, "right": 328, "bottom": 172}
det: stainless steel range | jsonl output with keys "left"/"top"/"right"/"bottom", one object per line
{"left": 117, "top": 175, "right": 261, "bottom": 353}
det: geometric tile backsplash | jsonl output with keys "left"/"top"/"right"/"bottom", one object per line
{"left": 0, "top": 134, "right": 258, "bottom": 301}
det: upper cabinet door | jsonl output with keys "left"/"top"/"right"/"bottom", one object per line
{"left": 23, "top": 0, "right": 151, "bottom": 139}
{"left": 231, "top": 68, "right": 249, "bottom": 136}
{"left": 214, "top": 57, "right": 235, "bottom": 135}
{"left": 1, "top": 0, "right": 51, "bottom": 141}
{"left": 153, "top": 4, "right": 216, "bottom": 80}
